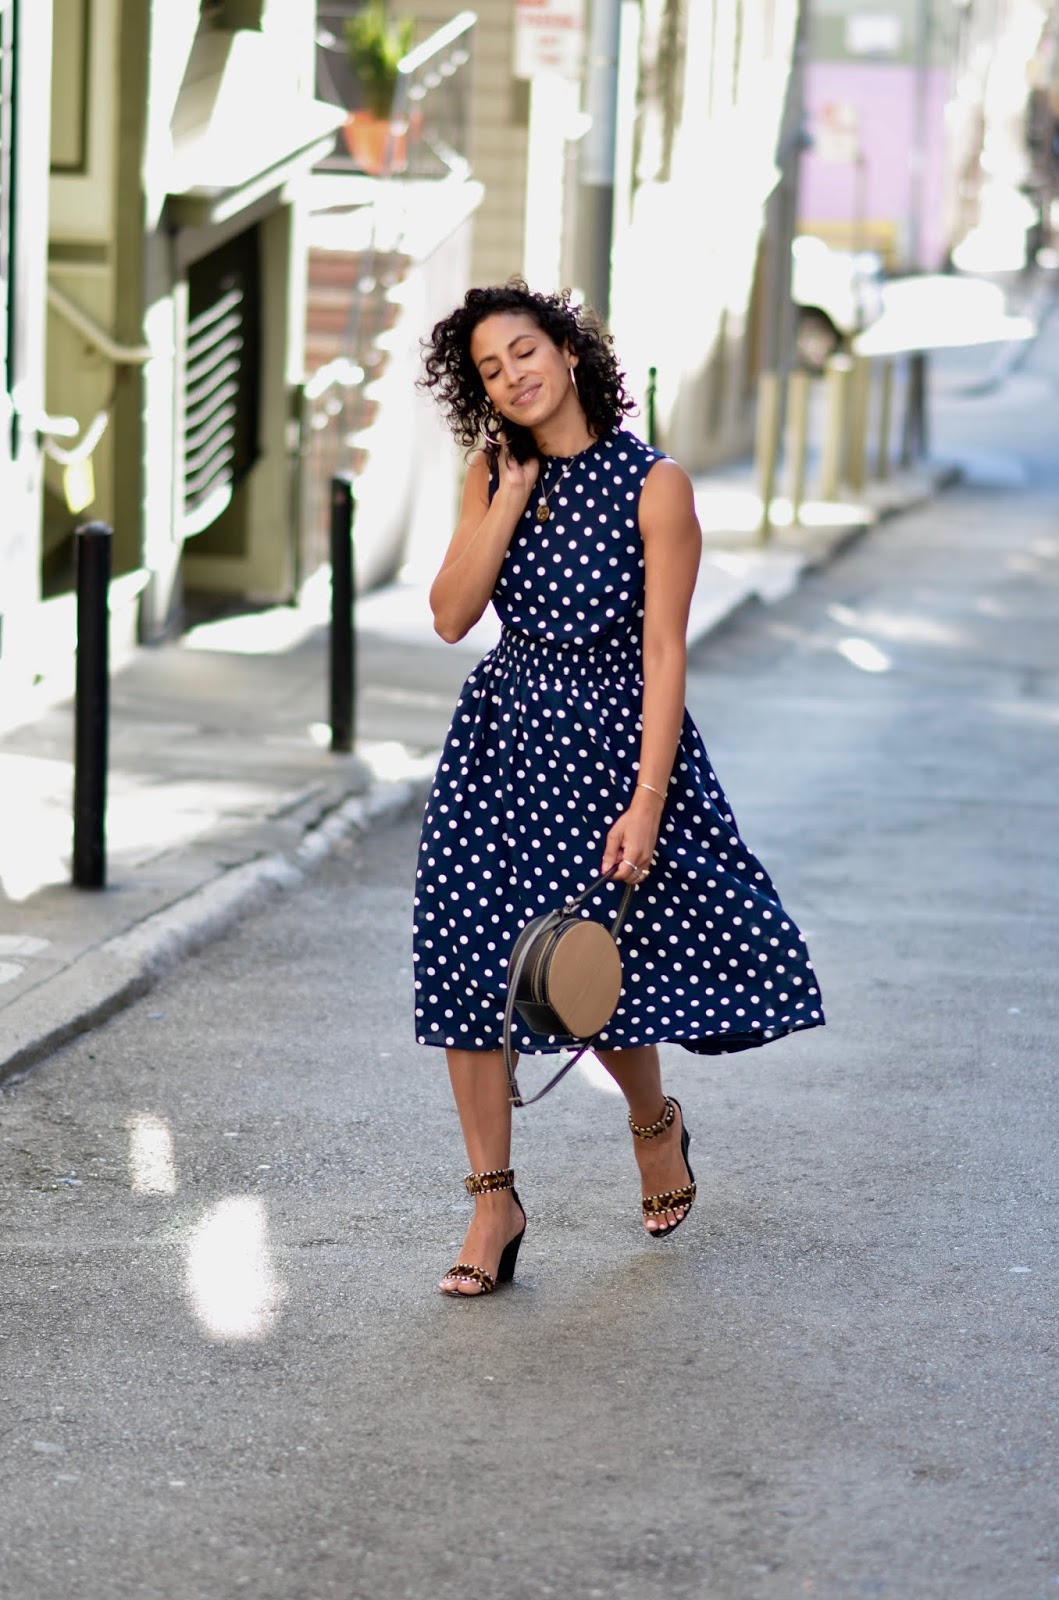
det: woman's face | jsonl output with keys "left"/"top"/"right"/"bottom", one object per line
{"left": 469, "top": 312, "right": 575, "bottom": 433}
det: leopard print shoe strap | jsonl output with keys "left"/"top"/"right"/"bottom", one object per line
{"left": 628, "top": 1097, "right": 676, "bottom": 1140}
{"left": 641, "top": 1182, "right": 696, "bottom": 1217}
{"left": 442, "top": 1262, "right": 497, "bottom": 1294}
{"left": 463, "top": 1168, "right": 515, "bottom": 1196}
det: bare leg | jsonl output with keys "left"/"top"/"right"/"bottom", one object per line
{"left": 440, "top": 1047, "right": 525, "bottom": 1296}
{"left": 594, "top": 1044, "right": 694, "bottom": 1233}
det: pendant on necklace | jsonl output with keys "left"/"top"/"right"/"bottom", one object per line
{"left": 535, "top": 503, "right": 550, "bottom": 524}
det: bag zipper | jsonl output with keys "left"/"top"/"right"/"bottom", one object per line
{"left": 529, "top": 930, "right": 557, "bottom": 1005}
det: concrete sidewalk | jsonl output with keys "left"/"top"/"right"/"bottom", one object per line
{"left": 0, "top": 461, "right": 946, "bottom": 1082}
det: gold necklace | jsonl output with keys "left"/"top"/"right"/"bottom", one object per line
{"left": 533, "top": 457, "right": 575, "bottom": 524}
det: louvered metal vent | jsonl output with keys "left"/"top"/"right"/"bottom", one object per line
{"left": 183, "top": 228, "right": 260, "bottom": 537}
{"left": 183, "top": 282, "right": 244, "bottom": 532}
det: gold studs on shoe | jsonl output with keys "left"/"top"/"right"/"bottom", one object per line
{"left": 628, "top": 1096, "right": 676, "bottom": 1140}
{"left": 463, "top": 1167, "right": 515, "bottom": 1196}
{"left": 441, "top": 1169, "right": 526, "bottom": 1299}
{"left": 629, "top": 1096, "right": 697, "bottom": 1239}
{"left": 441, "top": 1262, "right": 498, "bottom": 1294}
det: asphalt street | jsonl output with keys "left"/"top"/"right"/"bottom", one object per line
{"left": 2, "top": 311, "right": 1057, "bottom": 1600}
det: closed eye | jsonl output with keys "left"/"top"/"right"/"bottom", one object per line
{"left": 479, "top": 342, "right": 536, "bottom": 382}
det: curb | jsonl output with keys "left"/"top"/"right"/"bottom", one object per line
{"left": 0, "top": 779, "right": 421, "bottom": 1086}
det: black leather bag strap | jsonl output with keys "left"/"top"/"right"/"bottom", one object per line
{"left": 504, "top": 866, "right": 637, "bottom": 1107}
{"left": 563, "top": 867, "right": 635, "bottom": 932}
{"left": 503, "top": 931, "right": 592, "bottom": 1107}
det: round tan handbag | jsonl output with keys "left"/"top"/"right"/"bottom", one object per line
{"left": 503, "top": 868, "right": 635, "bottom": 1106}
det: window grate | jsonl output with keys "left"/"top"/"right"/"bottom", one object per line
{"left": 182, "top": 229, "right": 260, "bottom": 535}
{"left": 183, "top": 281, "right": 244, "bottom": 519}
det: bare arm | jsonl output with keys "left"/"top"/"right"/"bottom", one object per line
{"left": 429, "top": 446, "right": 539, "bottom": 643}
{"left": 600, "top": 459, "right": 702, "bottom": 884}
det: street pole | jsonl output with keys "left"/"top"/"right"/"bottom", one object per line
{"left": 907, "top": 0, "right": 931, "bottom": 273}
{"left": 72, "top": 522, "right": 112, "bottom": 889}
{"left": 329, "top": 474, "right": 356, "bottom": 754}
{"left": 755, "top": 0, "right": 808, "bottom": 540}
{"left": 902, "top": 0, "right": 932, "bottom": 464}
{"left": 573, "top": 0, "right": 621, "bottom": 319}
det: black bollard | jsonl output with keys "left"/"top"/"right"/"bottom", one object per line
{"left": 646, "top": 365, "right": 658, "bottom": 449}
{"left": 72, "top": 521, "right": 112, "bottom": 889}
{"left": 901, "top": 350, "right": 929, "bottom": 465}
{"left": 329, "top": 474, "right": 356, "bottom": 753}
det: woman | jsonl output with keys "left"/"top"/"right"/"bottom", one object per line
{"left": 415, "top": 282, "right": 824, "bottom": 1298}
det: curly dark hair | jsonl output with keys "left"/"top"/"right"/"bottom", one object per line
{"left": 418, "top": 280, "right": 635, "bottom": 463}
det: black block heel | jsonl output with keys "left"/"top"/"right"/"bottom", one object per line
{"left": 495, "top": 1222, "right": 525, "bottom": 1284}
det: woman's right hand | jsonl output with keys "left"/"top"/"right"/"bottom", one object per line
{"left": 491, "top": 434, "right": 539, "bottom": 505}
{"left": 430, "top": 441, "right": 536, "bottom": 642}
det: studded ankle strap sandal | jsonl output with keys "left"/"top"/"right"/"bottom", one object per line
{"left": 440, "top": 1168, "right": 527, "bottom": 1298}
{"left": 629, "top": 1095, "right": 696, "bottom": 1240}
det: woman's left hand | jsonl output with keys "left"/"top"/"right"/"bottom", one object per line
{"left": 602, "top": 798, "right": 662, "bottom": 885}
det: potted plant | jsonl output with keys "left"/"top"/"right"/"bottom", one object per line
{"left": 342, "top": 1, "right": 415, "bottom": 174}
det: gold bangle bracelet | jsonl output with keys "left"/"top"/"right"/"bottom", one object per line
{"left": 636, "top": 781, "right": 666, "bottom": 799}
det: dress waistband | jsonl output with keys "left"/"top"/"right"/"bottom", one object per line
{"left": 490, "top": 622, "right": 640, "bottom": 678}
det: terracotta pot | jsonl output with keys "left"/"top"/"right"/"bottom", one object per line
{"left": 341, "top": 111, "right": 407, "bottom": 175}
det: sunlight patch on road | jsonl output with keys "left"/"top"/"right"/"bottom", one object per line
{"left": 577, "top": 1051, "right": 624, "bottom": 1095}
{"left": 356, "top": 739, "right": 441, "bottom": 783}
{"left": 827, "top": 603, "right": 965, "bottom": 648}
{"left": 127, "top": 1112, "right": 177, "bottom": 1195}
{"left": 0, "top": 754, "right": 70, "bottom": 899}
{"left": 182, "top": 571, "right": 331, "bottom": 657}
{"left": 308, "top": 723, "right": 439, "bottom": 782}
{"left": 983, "top": 698, "right": 1059, "bottom": 728}
{"left": 835, "top": 636, "right": 891, "bottom": 674}
{"left": 181, "top": 607, "right": 319, "bottom": 656}
{"left": 185, "top": 1196, "right": 285, "bottom": 1341}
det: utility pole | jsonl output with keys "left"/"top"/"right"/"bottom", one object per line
{"left": 573, "top": 0, "right": 621, "bottom": 319}
{"left": 908, "top": 0, "right": 931, "bottom": 271}
{"left": 755, "top": 0, "right": 809, "bottom": 539}
{"left": 902, "top": 0, "right": 931, "bottom": 463}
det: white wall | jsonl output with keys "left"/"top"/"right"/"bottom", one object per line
{"left": 609, "top": 0, "right": 799, "bottom": 470}
{"left": 0, "top": 0, "right": 53, "bottom": 691}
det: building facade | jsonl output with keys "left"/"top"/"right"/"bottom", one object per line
{"left": 0, "top": 0, "right": 347, "bottom": 704}
{"left": 0, "top": 0, "right": 53, "bottom": 696}
{"left": 48, "top": 0, "right": 344, "bottom": 638}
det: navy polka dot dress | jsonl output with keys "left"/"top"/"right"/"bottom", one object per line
{"left": 413, "top": 428, "right": 824, "bottom": 1058}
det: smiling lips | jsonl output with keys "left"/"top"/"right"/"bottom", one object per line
{"left": 511, "top": 383, "right": 541, "bottom": 407}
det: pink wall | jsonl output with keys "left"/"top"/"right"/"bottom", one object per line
{"left": 800, "top": 62, "right": 954, "bottom": 269}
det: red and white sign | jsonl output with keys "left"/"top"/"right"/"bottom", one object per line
{"left": 514, "top": 0, "right": 584, "bottom": 81}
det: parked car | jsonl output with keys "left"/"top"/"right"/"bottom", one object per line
{"left": 791, "top": 235, "right": 884, "bottom": 371}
